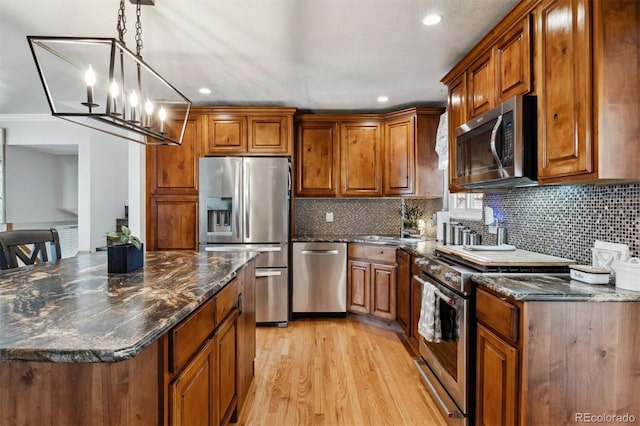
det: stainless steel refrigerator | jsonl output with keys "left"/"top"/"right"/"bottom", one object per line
{"left": 199, "top": 157, "right": 289, "bottom": 326}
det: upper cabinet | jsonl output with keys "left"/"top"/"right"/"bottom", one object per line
{"left": 202, "top": 108, "right": 295, "bottom": 156}
{"left": 340, "top": 121, "right": 383, "bottom": 197}
{"left": 442, "top": 0, "right": 640, "bottom": 188}
{"left": 295, "top": 120, "right": 340, "bottom": 197}
{"left": 295, "top": 108, "right": 444, "bottom": 198}
{"left": 535, "top": 0, "right": 640, "bottom": 183}
{"left": 495, "top": 15, "right": 532, "bottom": 103}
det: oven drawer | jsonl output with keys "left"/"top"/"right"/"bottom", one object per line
{"left": 348, "top": 244, "right": 396, "bottom": 264}
{"left": 476, "top": 288, "right": 519, "bottom": 343}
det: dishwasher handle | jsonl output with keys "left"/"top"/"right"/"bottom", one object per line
{"left": 300, "top": 249, "right": 340, "bottom": 255}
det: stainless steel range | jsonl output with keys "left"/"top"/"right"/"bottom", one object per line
{"left": 413, "top": 246, "right": 573, "bottom": 426}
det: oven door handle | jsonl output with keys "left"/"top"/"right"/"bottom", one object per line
{"left": 413, "top": 275, "right": 457, "bottom": 306}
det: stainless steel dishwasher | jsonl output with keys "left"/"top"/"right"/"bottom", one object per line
{"left": 292, "top": 242, "right": 347, "bottom": 315}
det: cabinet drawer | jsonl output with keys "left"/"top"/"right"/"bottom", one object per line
{"left": 216, "top": 277, "right": 239, "bottom": 325}
{"left": 348, "top": 244, "right": 396, "bottom": 264}
{"left": 170, "top": 296, "right": 216, "bottom": 374}
{"left": 476, "top": 288, "right": 519, "bottom": 343}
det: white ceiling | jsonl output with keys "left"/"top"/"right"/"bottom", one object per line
{"left": 0, "top": 0, "right": 519, "bottom": 115}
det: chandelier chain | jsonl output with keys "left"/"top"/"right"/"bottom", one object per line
{"left": 135, "top": 1, "right": 143, "bottom": 57}
{"left": 117, "top": 0, "right": 127, "bottom": 43}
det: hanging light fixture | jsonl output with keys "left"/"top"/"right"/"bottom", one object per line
{"left": 27, "top": 0, "right": 191, "bottom": 145}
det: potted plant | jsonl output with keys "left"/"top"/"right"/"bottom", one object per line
{"left": 403, "top": 203, "right": 425, "bottom": 236}
{"left": 106, "top": 226, "right": 143, "bottom": 273}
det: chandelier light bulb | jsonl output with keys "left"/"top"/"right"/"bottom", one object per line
{"left": 145, "top": 99, "right": 153, "bottom": 115}
{"left": 159, "top": 107, "right": 167, "bottom": 133}
{"left": 109, "top": 80, "right": 120, "bottom": 115}
{"left": 84, "top": 65, "right": 96, "bottom": 86}
{"left": 128, "top": 90, "right": 139, "bottom": 123}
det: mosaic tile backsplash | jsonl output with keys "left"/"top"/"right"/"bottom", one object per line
{"left": 295, "top": 198, "right": 442, "bottom": 238}
{"left": 456, "top": 183, "right": 640, "bottom": 265}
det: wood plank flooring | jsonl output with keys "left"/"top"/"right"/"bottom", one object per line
{"left": 234, "top": 316, "right": 447, "bottom": 426}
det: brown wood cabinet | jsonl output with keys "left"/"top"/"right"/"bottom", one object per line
{"left": 396, "top": 249, "right": 411, "bottom": 334}
{"left": 167, "top": 278, "right": 239, "bottom": 426}
{"left": 347, "top": 244, "right": 397, "bottom": 321}
{"left": 475, "top": 285, "right": 640, "bottom": 425}
{"left": 446, "top": 74, "right": 468, "bottom": 193}
{"left": 468, "top": 50, "right": 494, "bottom": 118}
{"left": 202, "top": 108, "right": 295, "bottom": 156}
{"left": 295, "top": 108, "right": 443, "bottom": 197}
{"left": 495, "top": 15, "right": 532, "bottom": 103}
{"left": 534, "top": 0, "right": 640, "bottom": 183}
{"left": 340, "top": 121, "right": 382, "bottom": 196}
{"left": 443, "top": 0, "right": 640, "bottom": 187}
{"left": 148, "top": 196, "right": 198, "bottom": 251}
{"left": 236, "top": 261, "right": 256, "bottom": 412}
{"left": 409, "top": 275, "right": 423, "bottom": 354}
{"left": 295, "top": 120, "right": 340, "bottom": 197}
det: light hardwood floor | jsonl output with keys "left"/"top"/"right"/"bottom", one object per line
{"left": 234, "top": 316, "right": 447, "bottom": 426}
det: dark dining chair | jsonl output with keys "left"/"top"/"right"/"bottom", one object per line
{"left": 0, "top": 229, "right": 62, "bottom": 270}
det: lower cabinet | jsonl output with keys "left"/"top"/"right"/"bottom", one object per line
{"left": 409, "top": 275, "right": 423, "bottom": 354}
{"left": 347, "top": 244, "right": 397, "bottom": 321}
{"left": 170, "top": 339, "right": 216, "bottom": 426}
{"left": 475, "top": 285, "right": 640, "bottom": 425}
{"left": 396, "top": 249, "right": 411, "bottom": 334}
{"left": 476, "top": 324, "right": 518, "bottom": 426}
{"left": 166, "top": 261, "right": 256, "bottom": 426}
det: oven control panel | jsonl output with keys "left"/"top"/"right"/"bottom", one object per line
{"left": 415, "top": 256, "right": 476, "bottom": 296}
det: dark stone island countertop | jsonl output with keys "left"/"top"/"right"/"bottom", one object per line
{"left": 473, "top": 274, "right": 640, "bottom": 302}
{"left": 0, "top": 251, "right": 258, "bottom": 363}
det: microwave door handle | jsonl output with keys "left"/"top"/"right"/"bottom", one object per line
{"left": 490, "top": 114, "right": 509, "bottom": 178}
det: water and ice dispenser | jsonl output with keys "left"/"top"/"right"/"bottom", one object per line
{"left": 206, "top": 197, "right": 233, "bottom": 234}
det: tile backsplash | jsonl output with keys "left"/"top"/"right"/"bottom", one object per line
{"left": 456, "top": 183, "right": 640, "bottom": 265}
{"left": 295, "top": 198, "right": 442, "bottom": 237}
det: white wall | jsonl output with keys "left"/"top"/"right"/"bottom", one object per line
{"left": 0, "top": 115, "right": 144, "bottom": 252}
{"left": 5, "top": 146, "right": 77, "bottom": 223}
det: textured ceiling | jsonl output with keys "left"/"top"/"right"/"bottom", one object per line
{"left": 0, "top": 0, "right": 519, "bottom": 115}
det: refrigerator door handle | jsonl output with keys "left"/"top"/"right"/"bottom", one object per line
{"left": 256, "top": 270, "right": 283, "bottom": 277}
{"left": 234, "top": 162, "right": 241, "bottom": 238}
{"left": 244, "top": 160, "right": 251, "bottom": 240}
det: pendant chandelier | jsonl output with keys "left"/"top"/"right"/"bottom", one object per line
{"left": 27, "top": 0, "right": 191, "bottom": 145}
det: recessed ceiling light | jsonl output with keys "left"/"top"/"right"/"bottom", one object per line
{"left": 199, "top": 87, "right": 211, "bottom": 94}
{"left": 422, "top": 14, "right": 442, "bottom": 26}
{"left": 377, "top": 96, "right": 389, "bottom": 103}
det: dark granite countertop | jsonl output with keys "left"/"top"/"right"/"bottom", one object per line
{"left": 293, "top": 234, "right": 441, "bottom": 257}
{"left": 0, "top": 251, "right": 257, "bottom": 363}
{"left": 473, "top": 274, "right": 640, "bottom": 302}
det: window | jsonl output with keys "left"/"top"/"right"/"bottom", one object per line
{"left": 449, "top": 193, "right": 483, "bottom": 221}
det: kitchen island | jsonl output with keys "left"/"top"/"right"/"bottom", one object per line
{"left": 0, "top": 250, "right": 258, "bottom": 425}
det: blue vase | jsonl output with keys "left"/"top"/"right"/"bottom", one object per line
{"left": 107, "top": 243, "right": 144, "bottom": 273}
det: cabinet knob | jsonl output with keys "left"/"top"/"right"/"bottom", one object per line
{"left": 553, "top": 113, "right": 559, "bottom": 121}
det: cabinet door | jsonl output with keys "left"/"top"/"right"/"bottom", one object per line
{"left": 495, "top": 16, "right": 532, "bottom": 103}
{"left": 396, "top": 250, "right": 411, "bottom": 334}
{"left": 447, "top": 73, "right": 467, "bottom": 193}
{"left": 236, "top": 262, "right": 256, "bottom": 412}
{"left": 347, "top": 260, "right": 370, "bottom": 314}
{"left": 295, "top": 121, "right": 340, "bottom": 197}
{"left": 383, "top": 115, "right": 415, "bottom": 195}
{"left": 536, "top": 0, "right": 593, "bottom": 180}
{"left": 409, "top": 276, "right": 423, "bottom": 353}
{"left": 170, "top": 339, "right": 215, "bottom": 426}
{"left": 340, "top": 122, "right": 382, "bottom": 196}
{"left": 370, "top": 263, "right": 397, "bottom": 321}
{"left": 204, "top": 115, "right": 247, "bottom": 155}
{"left": 247, "top": 115, "right": 291, "bottom": 155}
{"left": 147, "top": 115, "right": 199, "bottom": 195}
{"left": 476, "top": 324, "right": 518, "bottom": 426}
{"left": 148, "top": 197, "right": 198, "bottom": 250}
{"left": 468, "top": 50, "right": 494, "bottom": 118}
{"left": 217, "top": 312, "right": 238, "bottom": 426}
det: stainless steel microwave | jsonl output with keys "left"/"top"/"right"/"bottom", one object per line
{"left": 454, "top": 95, "right": 537, "bottom": 189}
